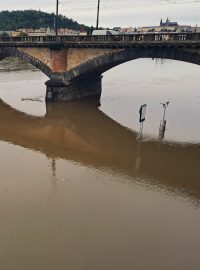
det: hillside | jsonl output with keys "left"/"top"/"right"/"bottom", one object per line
{"left": 0, "top": 10, "right": 89, "bottom": 31}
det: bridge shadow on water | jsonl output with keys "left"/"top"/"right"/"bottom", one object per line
{"left": 0, "top": 99, "right": 200, "bottom": 203}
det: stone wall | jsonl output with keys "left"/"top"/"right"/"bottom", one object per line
{"left": 66, "top": 48, "right": 121, "bottom": 71}
{"left": 45, "top": 76, "right": 102, "bottom": 102}
{"left": 18, "top": 47, "right": 52, "bottom": 69}
{"left": 17, "top": 47, "right": 120, "bottom": 74}
{"left": 2, "top": 45, "right": 200, "bottom": 82}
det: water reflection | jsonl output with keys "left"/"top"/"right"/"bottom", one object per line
{"left": 1, "top": 58, "right": 200, "bottom": 270}
{"left": 0, "top": 99, "right": 200, "bottom": 202}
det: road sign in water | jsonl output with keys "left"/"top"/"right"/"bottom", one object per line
{"left": 139, "top": 104, "right": 147, "bottom": 123}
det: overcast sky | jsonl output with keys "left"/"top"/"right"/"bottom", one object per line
{"left": 1, "top": 0, "right": 200, "bottom": 27}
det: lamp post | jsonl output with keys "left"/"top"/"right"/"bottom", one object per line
{"left": 55, "top": 0, "right": 59, "bottom": 36}
{"left": 158, "top": 102, "right": 170, "bottom": 141}
{"left": 96, "top": 0, "right": 100, "bottom": 29}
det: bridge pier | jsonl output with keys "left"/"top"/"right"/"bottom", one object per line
{"left": 45, "top": 76, "right": 102, "bottom": 102}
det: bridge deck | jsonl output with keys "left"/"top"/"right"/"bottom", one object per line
{"left": 0, "top": 33, "right": 200, "bottom": 48}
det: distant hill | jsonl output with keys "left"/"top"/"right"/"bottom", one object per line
{"left": 0, "top": 10, "right": 90, "bottom": 31}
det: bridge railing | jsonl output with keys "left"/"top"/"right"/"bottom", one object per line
{"left": 1, "top": 33, "right": 200, "bottom": 44}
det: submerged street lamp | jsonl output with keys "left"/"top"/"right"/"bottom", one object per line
{"left": 158, "top": 101, "right": 170, "bottom": 141}
{"left": 55, "top": 0, "right": 59, "bottom": 36}
{"left": 96, "top": 0, "right": 101, "bottom": 29}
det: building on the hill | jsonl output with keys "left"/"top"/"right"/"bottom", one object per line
{"left": 137, "top": 18, "right": 193, "bottom": 33}
{"left": 8, "top": 28, "right": 87, "bottom": 37}
{"left": 160, "top": 18, "right": 178, "bottom": 27}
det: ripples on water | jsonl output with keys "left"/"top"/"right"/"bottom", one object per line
{"left": 0, "top": 57, "right": 200, "bottom": 270}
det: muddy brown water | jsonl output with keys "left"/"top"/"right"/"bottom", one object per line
{"left": 0, "top": 57, "right": 200, "bottom": 270}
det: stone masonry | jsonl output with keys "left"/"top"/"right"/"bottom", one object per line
{"left": 1, "top": 41, "right": 200, "bottom": 101}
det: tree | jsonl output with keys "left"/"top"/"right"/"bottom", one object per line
{"left": 0, "top": 10, "right": 91, "bottom": 31}
{"left": 1, "top": 32, "right": 9, "bottom": 36}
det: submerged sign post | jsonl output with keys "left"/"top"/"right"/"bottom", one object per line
{"left": 138, "top": 104, "right": 147, "bottom": 141}
{"left": 139, "top": 104, "right": 147, "bottom": 123}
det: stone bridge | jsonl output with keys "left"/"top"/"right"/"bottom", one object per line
{"left": 1, "top": 32, "right": 200, "bottom": 101}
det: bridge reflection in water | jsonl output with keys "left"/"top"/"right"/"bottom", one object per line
{"left": 0, "top": 99, "right": 200, "bottom": 202}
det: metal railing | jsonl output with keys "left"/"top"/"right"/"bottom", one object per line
{"left": 0, "top": 33, "right": 200, "bottom": 44}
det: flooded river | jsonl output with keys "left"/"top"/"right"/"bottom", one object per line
{"left": 0, "top": 57, "right": 200, "bottom": 270}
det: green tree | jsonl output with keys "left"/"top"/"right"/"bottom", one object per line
{"left": 1, "top": 32, "right": 9, "bottom": 36}
{"left": 0, "top": 10, "right": 91, "bottom": 32}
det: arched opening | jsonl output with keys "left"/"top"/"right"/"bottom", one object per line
{"left": 0, "top": 56, "right": 48, "bottom": 116}
{"left": 65, "top": 47, "right": 200, "bottom": 82}
{"left": 99, "top": 58, "right": 200, "bottom": 144}
{"left": 0, "top": 47, "right": 52, "bottom": 78}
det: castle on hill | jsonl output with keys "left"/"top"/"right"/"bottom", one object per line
{"left": 160, "top": 18, "right": 178, "bottom": 27}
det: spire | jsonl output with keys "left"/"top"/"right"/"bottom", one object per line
{"left": 166, "top": 17, "right": 169, "bottom": 25}
{"left": 160, "top": 18, "right": 163, "bottom": 26}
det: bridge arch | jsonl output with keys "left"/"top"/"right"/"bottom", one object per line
{"left": 0, "top": 47, "right": 52, "bottom": 78}
{"left": 63, "top": 47, "right": 200, "bottom": 82}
